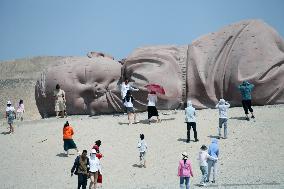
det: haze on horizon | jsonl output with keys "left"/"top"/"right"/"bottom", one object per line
{"left": 0, "top": 0, "right": 284, "bottom": 61}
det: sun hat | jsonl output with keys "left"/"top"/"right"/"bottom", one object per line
{"left": 7, "top": 101, "right": 12, "bottom": 105}
{"left": 91, "top": 149, "right": 97, "bottom": 154}
{"left": 181, "top": 152, "right": 188, "bottom": 159}
{"left": 200, "top": 145, "right": 208, "bottom": 150}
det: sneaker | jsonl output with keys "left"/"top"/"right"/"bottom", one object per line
{"left": 251, "top": 115, "right": 255, "bottom": 119}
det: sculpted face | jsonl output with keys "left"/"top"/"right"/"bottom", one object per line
{"left": 35, "top": 57, "right": 122, "bottom": 117}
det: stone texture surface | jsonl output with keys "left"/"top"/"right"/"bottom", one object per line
{"left": 34, "top": 19, "right": 284, "bottom": 116}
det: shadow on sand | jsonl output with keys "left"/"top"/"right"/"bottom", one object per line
{"left": 132, "top": 164, "right": 143, "bottom": 168}
{"left": 56, "top": 153, "right": 68, "bottom": 158}
{"left": 1, "top": 131, "right": 11, "bottom": 135}
{"left": 208, "top": 135, "right": 221, "bottom": 139}
{"left": 177, "top": 138, "right": 198, "bottom": 143}
{"left": 229, "top": 116, "right": 247, "bottom": 120}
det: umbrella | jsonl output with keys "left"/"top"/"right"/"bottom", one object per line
{"left": 145, "top": 84, "right": 165, "bottom": 95}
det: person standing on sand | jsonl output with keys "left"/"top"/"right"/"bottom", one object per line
{"left": 123, "top": 90, "right": 137, "bottom": 125}
{"left": 198, "top": 145, "right": 218, "bottom": 187}
{"left": 137, "top": 134, "right": 147, "bottom": 168}
{"left": 16, "top": 99, "right": 25, "bottom": 121}
{"left": 5, "top": 101, "right": 16, "bottom": 134}
{"left": 177, "top": 152, "right": 194, "bottom": 189}
{"left": 53, "top": 84, "right": 67, "bottom": 118}
{"left": 120, "top": 78, "right": 139, "bottom": 100}
{"left": 63, "top": 121, "right": 79, "bottom": 156}
{"left": 147, "top": 91, "right": 160, "bottom": 124}
{"left": 92, "top": 140, "right": 103, "bottom": 188}
{"left": 238, "top": 81, "right": 255, "bottom": 121}
{"left": 71, "top": 150, "right": 90, "bottom": 189}
{"left": 89, "top": 149, "right": 102, "bottom": 189}
{"left": 185, "top": 100, "right": 199, "bottom": 143}
{"left": 207, "top": 139, "right": 219, "bottom": 183}
{"left": 215, "top": 99, "right": 230, "bottom": 139}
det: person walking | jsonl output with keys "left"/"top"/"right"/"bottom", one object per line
{"left": 71, "top": 150, "right": 90, "bottom": 189}
{"left": 63, "top": 121, "right": 79, "bottom": 156}
{"left": 185, "top": 100, "right": 199, "bottom": 143}
{"left": 147, "top": 91, "right": 160, "bottom": 124}
{"left": 5, "top": 101, "right": 16, "bottom": 134}
{"left": 207, "top": 139, "right": 219, "bottom": 183}
{"left": 92, "top": 140, "right": 103, "bottom": 188}
{"left": 89, "top": 149, "right": 102, "bottom": 189}
{"left": 16, "top": 99, "right": 25, "bottom": 121}
{"left": 215, "top": 99, "right": 230, "bottom": 139}
{"left": 198, "top": 145, "right": 217, "bottom": 186}
{"left": 177, "top": 152, "right": 194, "bottom": 189}
{"left": 137, "top": 134, "right": 147, "bottom": 168}
{"left": 123, "top": 90, "right": 137, "bottom": 125}
{"left": 238, "top": 81, "right": 255, "bottom": 121}
{"left": 53, "top": 84, "right": 67, "bottom": 118}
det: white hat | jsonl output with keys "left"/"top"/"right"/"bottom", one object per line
{"left": 91, "top": 149, "right": 97, "bottom": 154}
{"left": 181, "top": 152, "right": 188, "bottom": 159}
{"left": 7, "top": 101, "right": 12, "bottom": 105}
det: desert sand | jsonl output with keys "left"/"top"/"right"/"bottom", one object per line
{"left": 0, "top": 105, "right": 283, "bottom": 189}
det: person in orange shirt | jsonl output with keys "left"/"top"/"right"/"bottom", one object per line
{"left": 63, "top": 121, "right": 79, "bottom": 157}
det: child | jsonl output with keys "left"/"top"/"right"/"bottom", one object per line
{"left": 123, "top": 90, "right": 137, "bottom": 125}
{"left": 137, "top": 134, "right": 147, "bottom": 168}
{"left": 197, "top": 145, "right": 217, "bottom": 186}
{"left": 16, "top": 99, "right": 25, "bottom": 121}
{"left": 5, "top": 101, "right": 16, "bottom": 134}
{"left": 177, "top": 152, "right": 194, "bottom": 189}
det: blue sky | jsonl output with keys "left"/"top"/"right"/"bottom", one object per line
{"left": 0, "top": 0, "right": 283, "bottom": 61}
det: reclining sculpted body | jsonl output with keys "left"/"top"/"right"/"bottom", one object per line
{"left": 35, "top": 20, "right": 284, "bottom": 117}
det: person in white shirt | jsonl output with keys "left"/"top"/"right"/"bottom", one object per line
{"left": 123, "top": 90, "right": 137, "bottom": 125}
{"left": 147, "top": 91, "right": 160, "bottom": 124}
{"left": 185, "top": 100, "right": 199, "bottom": 143}
{"left": 5, "top": 101, "right": 16, "bottom": 134}
{"left": 89, "top": 149, "right": 102, "bottom": 189}
{"left": 197, "top": 145, "right": 217, "bottom": 186}
{"left": 120, "top": 78, "right": 139, "bottom": 100}
{"left": 137, "top": 134, "right": 147, "bottom": 168}
{"left": 215, "top": 99, "right": 230, "bottom": 139}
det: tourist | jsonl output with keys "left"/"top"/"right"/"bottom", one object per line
{"left": 71, "top": 150, "right": 90, "bottom": 189}
{"left": 207, "top": 139, "right": 219, "bottom": 183}
{"left": 123, "top": 90, "right": 137, "bottom": 125}
{"left": 63, "top": 121, "right": 79, "bottom": 156}
{"left": 53, "top": 84, "right": 67, "bottom": 118}
{"left": 238, "top": 81, "right": 255, "bottom": 121}
{"left": 177, "top": 152, "right": 193, "bottom": 189}
{"left": 215, "top": 99, "right": 230, "bottom": 139}
{"left": 185, "top": 100, "right": 199, "bottom": 143}
{"left": 137, "top": 134, "right": 147, "bottom": 168}
{"left": 89, "top": 149, "right": 102, "bottom": 189}
{"left": 16, "top": 99, "right": 25, "bottom": 121}
{"left": 147, "top": 91, "right": 160, "bottom": 124}
{"left": 5, "top": 100, "right": 16, "bottom": 134}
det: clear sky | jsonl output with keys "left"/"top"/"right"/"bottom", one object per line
{"left": 0, "top": 0, "right": 283, "bottom": 61}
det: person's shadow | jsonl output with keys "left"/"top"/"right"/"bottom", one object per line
{"left": 208, "top": 135, "right": 220, "bottom": 139}
{"left": 230, "top": 116, "right": 247, "bottom": 120}
{"left": 56, "top": 153, "right": 68, "bottom": 158}
{"left": 1, "top": 131, "right": 11, "bottom": 135}
{"left": 132, "top": 164, "right": 143, "bottom": 168}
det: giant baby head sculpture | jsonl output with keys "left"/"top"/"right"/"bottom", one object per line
{"left": 35, "top": 20, "right": 284, "bottom": 117}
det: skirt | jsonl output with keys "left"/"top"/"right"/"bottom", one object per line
{"left": 147, "top": 106, "right": 159, "bottom": 119}
{"left": 63, "top": 139, "right": 77, "bottom": 151}
{"left": 55, "top": 100, "right": 66, "bottom": 112}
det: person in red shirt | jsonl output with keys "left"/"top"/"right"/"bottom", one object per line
{"left": 92, "top": 140, "right": 103, "bottom": 187}
{"left": 63, "top": 121, "right": 79, "bottom": 157}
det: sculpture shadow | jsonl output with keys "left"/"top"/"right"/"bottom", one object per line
{"left": 230, "top": 116, "right": 247, "bottom": 120}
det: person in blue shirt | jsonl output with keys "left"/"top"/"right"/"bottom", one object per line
{"left": 238, "top": 81, "right": 255, "bottom": 120}
{"left": 207, "top": 139, "right": 219, "bottom": 183}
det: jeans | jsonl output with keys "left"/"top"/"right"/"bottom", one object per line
{"left": 180, "top": 177, "right": 190, "bottom": 189}
{"left": 207, "top": 160, "right": 218, "bottom": 182}
{"left": 186, "top": 122, "right": 198, "bottom": 141}
{"left": 218, "top": 118, "right": 228, "bottom": 138}
{"left": 77, "top": 173, "right": 88, "bottom": 189}
{"left": 200, "top": 166, "right": 208, "bottom": 184}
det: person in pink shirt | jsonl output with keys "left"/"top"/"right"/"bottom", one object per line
{"left": 177, "top": 152, "right": 194, "bottom": 189}
{"left": 16, "top": 99, "right": 25, "bottom": 121}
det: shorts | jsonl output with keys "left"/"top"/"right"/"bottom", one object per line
{"left": 126, "top": 107, "right": 135, "bottom": 113}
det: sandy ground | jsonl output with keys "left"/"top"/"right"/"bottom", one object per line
{"left": 0, "top": 105, "right": 283, "bottom": 189}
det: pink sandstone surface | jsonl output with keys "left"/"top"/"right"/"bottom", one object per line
{"left": 35, "top": 20, "right": 284, "bottom": 117}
